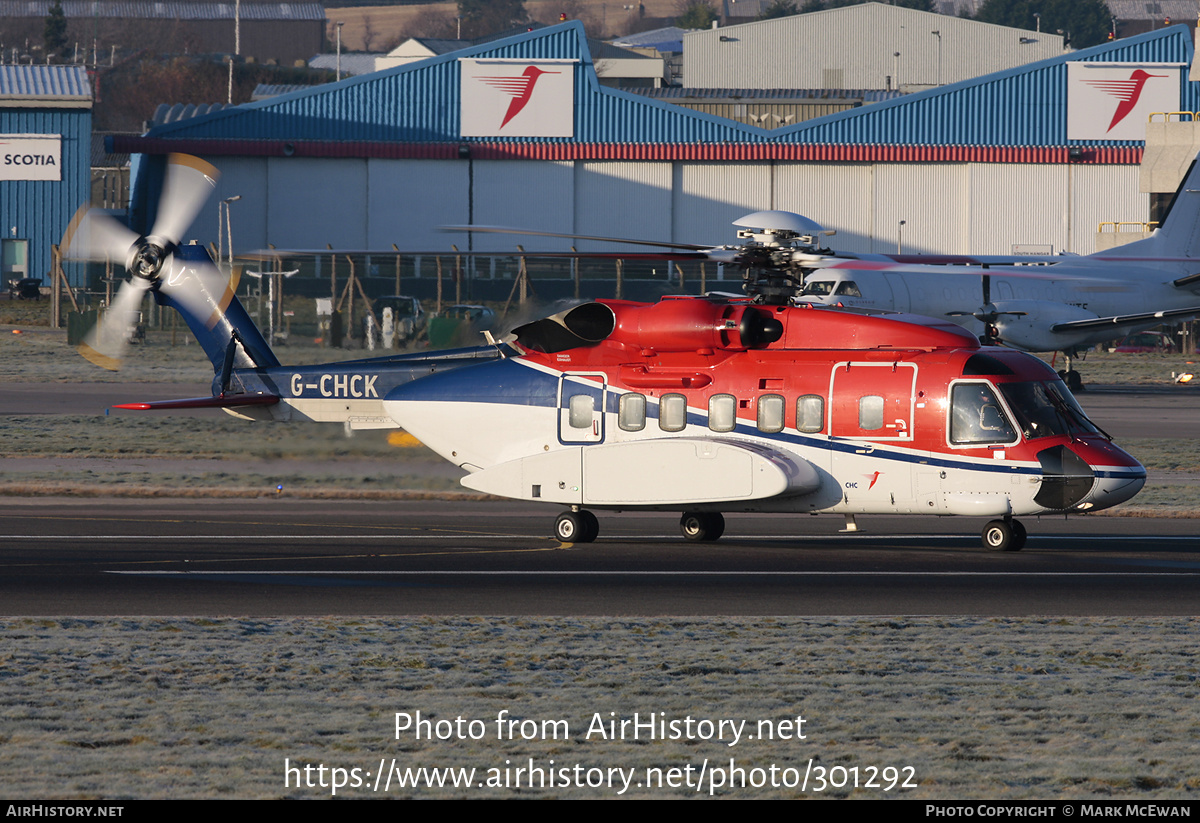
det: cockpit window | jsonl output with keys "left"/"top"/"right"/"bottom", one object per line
{"left": 997, "top": 381, "right": 1100, "bottom": 441}
{"left": 950, "top": 383, "right": 1017, "bottom": 445}
{"left": 834, "top": 281, "right": 861, "bottom": 297}
{"left": 800, "top": 280, "right": 835, "bottom": 296}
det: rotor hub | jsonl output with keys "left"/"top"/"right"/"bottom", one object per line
{"left": 131, "top": 237, "right": 172, "bottom": 281}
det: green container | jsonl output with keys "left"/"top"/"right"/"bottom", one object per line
{"left": 66, "top": 310, "right": 97, "bottom": 346}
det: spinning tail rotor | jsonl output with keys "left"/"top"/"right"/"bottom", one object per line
{"left": 61, "top": 154, "right": 225, "bottom": 370}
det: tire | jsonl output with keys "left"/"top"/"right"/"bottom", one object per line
{"left": 1010, "top": 519, "right": 1027, "bottom": 552}
{"left": 578, "top": 510, "right": 599, "bottom": 543}
{"left": 1059, "top": 369, "right": 1084, "bottom": 392}
{"left": 680, "top": 512, "right": 725, "bottom": 542}
{"left": 555, "top": 511, "right": 597, "bottom": 543}
{"left": 981, "top": 519, "right": 1024, "bottom": 552}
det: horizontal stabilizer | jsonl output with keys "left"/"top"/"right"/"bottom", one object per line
{"left": 112, "top": 393, "right": 280, "bottom": 411}
{"left": 1051, "top": 305, "right": 1200, "bottom": 333}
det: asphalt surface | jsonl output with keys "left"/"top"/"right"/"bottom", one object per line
{"left": 2, "top": 381, "right": 1198, "bottom": 616}
{"left": 2, "top": 497, "right": 1198, "bottom": 616}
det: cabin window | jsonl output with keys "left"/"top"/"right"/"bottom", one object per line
{"left": 859, "top": 395, "right": 884, "bottom": 430}
{"left": 950, "top": 383, "right": 1017, "bottom": 445}
{"left": 834, "top": 281, "right": 861, "bottom": 297}
{"left": 659, "top": 393, "right": 687, "bottom": 432}
{"left": 618, "top": 393, "right": 646, "bottom": 431}
{"left": 708, "top": 394, "right": 736, "bottom": 432}
{"left": 568, "top": 394, "right": 594, "bottom": 429}
{"left": 757, "top": 394, "right": 785, "bottom": 433}
{"left": 796, "top": 395, "right": 824, "bottom": 433}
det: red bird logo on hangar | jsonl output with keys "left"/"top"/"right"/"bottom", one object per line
{"left": 1081, "top": 69, "right": 1167, "bottom": 132}
{"left": 475, "top": 66, "right": 561, "bottom": 129}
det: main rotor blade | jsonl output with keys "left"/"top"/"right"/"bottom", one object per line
{"left": 159, "top": 254, "right": 239, "bottom": 333}
{"left": 149, "top": 154, "right": 220, "bottom": 247}
{"left": 60, "top": 205, "right": 139, "bottom": 266}
{"left": 77, "top": 277, "right": 151, "bottom": 370}
{"left": 440, "top": 224, "right": 715, "bottom": 251}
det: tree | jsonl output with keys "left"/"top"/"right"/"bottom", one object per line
{"left": 43, "top": 0, "right": 67, "bottom": 61}
{"left": 758, "top": 0, "right": 799, "bottom": 20}
{"left": 676, "top": 0, "right": 718, "bottom": 30}
{"left": 458, "top": 0, "right": 528, "bottom": 40}
{"left": 973, "top": 0, "right": 1113, "bottom": 49}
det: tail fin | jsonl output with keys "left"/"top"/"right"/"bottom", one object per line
{"left": 153, "top": 243, "right": 280, "bottom": 375}
{"left": 1098, "top": 156, "right": 1200, "bottom": 259}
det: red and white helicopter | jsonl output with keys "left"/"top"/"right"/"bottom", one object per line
{"left": 462, "top": 155, "right": 1200, "bottom": 391}
{"left": 63, "top": 155, "right": 1146, "bottom": 552}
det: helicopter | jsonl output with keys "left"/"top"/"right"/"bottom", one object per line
{"left": 455, "top": 155, "right": 1200, "bottom": 391}
{"left": 61, "top": 155, "right": 1146, "bottom": 552}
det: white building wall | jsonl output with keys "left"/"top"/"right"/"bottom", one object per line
{"left": 469, "top": 161, "right": 575, "bottom": 252}
{"left": 772, "top": 163, "right": 876, "bottom": 252}
{"left": 1069, "top": 164, "right": 1148, "bottom": 254}
{"left": 267, "top": 157, "right": 369, "bottom": 250}
{"left": 966, "top": 164, "right": 1067, "bottom": 255}
{"left": 671, "top": 162, "right": 772, "bottom": 246}
{"left": 574, "top": 161, "right": 673, "bottom": 252}
{"left": 685, "top": 4, "right": 1064, "bottom": 90}
{"left": 180, "top": 155, "right": 1145, "bottom": 263}
{"left": 366, "top": 159, "right": 470, "bottom": 250}
{"left": 872, "top": 163, "right": 969, "bottom": 255}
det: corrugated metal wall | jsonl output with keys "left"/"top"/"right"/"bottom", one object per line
{"left": 574, "top": 162, "right": 672, "bottom": 251}
{"left": 172, "top": 156, "right": 1144, "bottom": 259}
{"left": 684, "top": 4, "right": 1065, "bottom": 89}
{"left": 0, "top": 107, "right": 91, "bottom": 287}
{"left": 966, "top": 164, "right": 1067, "bottom": 253}
{"left": 773, "top": 163, "right": 876, "bottom": 251}
{"left": 672, "top": 163, "right": 773, "bottom": 247}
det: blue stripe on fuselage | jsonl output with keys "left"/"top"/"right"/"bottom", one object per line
{"left": 383, "top": 358, "right": 1144, "bottom": 481}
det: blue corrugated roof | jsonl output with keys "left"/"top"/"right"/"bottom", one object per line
{"left": 0, "top": 65, "right": 90, "bottom": 100}
{"left": 147, "top": 23, "right": 762, "bottom": 144}
{"left": 136, "top": 20, "right": 1200, "bottom": 149}
{"left": 769, "top": 24, "right": 1199, "bottom": 147}
{"left": 632, "top": 87, "right": 902, "bottom": 102}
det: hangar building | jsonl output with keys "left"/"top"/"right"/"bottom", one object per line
{"left": 114, "top": 20, "right": 1199, "bottom": 298}
{"left": 0, "top": 65, "right": 91, "bottom": 289}
{"left": 683, "top": 2, "right": 1066, "bottom": 91}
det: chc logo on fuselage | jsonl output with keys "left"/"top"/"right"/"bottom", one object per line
{"left": 290, "top": 373, "right": 379, "bottom": 399}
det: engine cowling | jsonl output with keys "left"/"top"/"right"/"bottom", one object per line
{"left": 608, "top": 298, "right": 783, "bottom": 352}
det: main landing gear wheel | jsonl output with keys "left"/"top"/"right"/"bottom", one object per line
{"left": 981, "top": 518, "right": 1026, "bottom": 552}
{"left": 680, "top": 512, "right": 725, "bottom": 542}
{"left": 555, "top": 510, "right": 598, "bottom": 543}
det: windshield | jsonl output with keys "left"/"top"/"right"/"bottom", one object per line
{"left": 800, "top": 280, "right": 835, "bottom": 296}
{"left": 997, "top": 381, "right": 1100, "bottom": 441}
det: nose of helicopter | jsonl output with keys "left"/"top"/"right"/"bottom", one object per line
{"left": 1039, "top": 439, "right": 1146, "bottom": 513}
